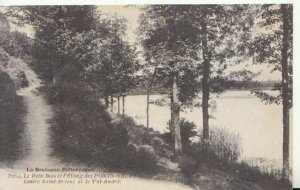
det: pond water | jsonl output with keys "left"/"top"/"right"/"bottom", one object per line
{"left": 112, "top": 90, "right": 292, "bottom": 167}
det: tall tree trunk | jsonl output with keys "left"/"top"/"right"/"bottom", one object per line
{"left": 105, "top": 96, "right": 109, "bottom": 109}
{"left": 172, "top": 75, "right": 182, "bottom": 154}
{"left": 110, "top": 96, "right": 114, "bottom": 113}
{"left": 170, "top": 94, "right": 174, "bottom": 131}
{"left": 281, "top": 4, "right": 290, "bottom": 180}
{"left": 52, "top": 69, "right": 58, "bottom": 85}
{"left": 122, "top": 95, "right": 125, "bottom": 117}
{"left": 52, "top": 64, "right": 57, "bottom": 85}
{"left": 117, "top": 96, "right": 120, "bottom": 114}
{"left": 201, "top": 19, "right": 210, "bottom": 144}
{"left": 146, "top": 88, "right": 150, "bottom": 128}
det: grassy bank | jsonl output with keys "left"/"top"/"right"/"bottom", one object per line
{"left": 0, "top": 71, "right": 26, "bottom": 161}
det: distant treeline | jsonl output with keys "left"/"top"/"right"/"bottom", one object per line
{"left": 129, "top": 78, "right": 280, "bottom": 95}
{"left": 225, "top": 80, "right": 280, "bottom": 90}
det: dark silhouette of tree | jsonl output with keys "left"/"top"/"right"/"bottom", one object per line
{"left": 86, "top": 17, "right": 139, "bottom": 113}
{"left": 8, "top": 6, "right": 98, "bottom": 83}
{"left": 245, "top": 4, "right": 293, "bottom": 180}
{"left": 187, "top": 5, "right": 252, "bottom": 144}
{"left": 138, "top": 5, "right": 200, "bottom": 154}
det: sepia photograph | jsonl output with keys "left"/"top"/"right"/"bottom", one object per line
{"left": 0, "top": 2, "right": 295, "bottom": 190}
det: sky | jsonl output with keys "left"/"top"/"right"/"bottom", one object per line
{"left": 97, "top": 5, "right": 141, "bottom": 45}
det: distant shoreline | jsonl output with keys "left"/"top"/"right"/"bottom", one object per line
{"left": 128, "top": 87, "right": 274, "bottom": 96}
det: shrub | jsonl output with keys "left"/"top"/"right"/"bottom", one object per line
{"left": 161, "top": 118, "right": 198, "bottom": 152}
{"left": 176, "top": 126, "right": 241, "bottom": 182}
{"left": 0, "top": 51, "right": 29, "bottom": 90}
{"left": 42, "top": 84, "right": 158, "bottom": 173}
{"left": 103, "top": 145, "right": 158, "bottom": 172}
{"left": 49, "top": 101, "right": 114, "bottom": 160}
{"left": 182, "top": 127, "right": 291, "bottom": 189}
{"left": 197, "top": 127, "right": 241, "bottom": 165}
{"left": 103, "top": 116, "right": 158, "bottom": 172}
{"left": 43, "top": 83, "right": 114, "bottom": 161}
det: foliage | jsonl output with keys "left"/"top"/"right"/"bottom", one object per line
{"left": 183, "top": 127, "right": 241, "bottom": 167}
{"left": 138, "top": 5, "right": 257, "bottom": 145}
{"left": 1, "top": 31, "right": 32, "bottom": 58}
{"left": 242, "top": 4, "right": 293, "bottom": 179}
{"left": 8, "top": 6, "right": 99, "bottom": 83}
{"left": 9, "top": 6, "right": 139, "bottom": 100}
{"left": 138, "top": 5, "right": 204, "bottom": 153}
{"left": 105, "top": 116, "right": 160, "bottom": 172}
{"left": 86, "top": 24, "right": 140, "bottom": 98}
{"left": 161, "top": 118, "right": 198, "bottom": 152}
{"left": 201, "top": 127, "right": 241, "bottom": 164}
{"left": 0, "top": 71, "right": 26, "bottom": 161}
{"left": 0, "top": 49, "right": 29, "bottom": 89}
{"left": 40, "top": 83, "right": 158, "bottom": 172}
{"left": 244, "top": 5, "right": 293, "bottom": 107}
{"left": 138, "top": 5, "right": 201, "bottom": 106}
{"left": 175, "top": 125, "right": 291, "bottom": 189}
{"left": 45, "top": 84, "right": 112, "bottom": 158}
{"left": 0, "top": 12, "right": 32, "bottom": 58}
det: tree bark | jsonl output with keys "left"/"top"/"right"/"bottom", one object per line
{"left": 172, "top": 75, "right": 182, "bottom": 154}
{"left": 201, "top": 19, "right": 210, "bottom": 144}
{"left": 117, "top": 96, "right": 120, "bottom": 114}
{"left": 110, "top": 96, "right": 114, "bottom": 113}
{"left": 122, "top": 95, "right": 125, "bottom": 117}
{"left": 52, "top": 64, "right": 57, "bottom": 85}
{"left": 281, "top": 4, "right": 290, "bottom": 180}
{"left": 105, "top": 96, "right": 109, "bottom": 109}
{"left": 170, "top": 94, "right": 174, "bottom": 131}
{"left": 146, "top": 88, "right": 150, "bottom": 128}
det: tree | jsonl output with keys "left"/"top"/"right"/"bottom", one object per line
{"left": 85, "top": 16, "right": 139, "bottom": 114}
{"left": 246, "top": 4, "right": 293, "bottom": 180}
{"left": 114, "top": 42, "right": 139, "bottom": 115}
{"left": 0, "top": 12, "right": 10, "bottom": 44}
{"left": 9, "top": 6, "right": 98, "bottom": 83}
{"left": 10, "top": 6, "right": 140, "bottom": 111}
{"left": 0, "top": 12, "right": 31, "bottom": 58}
{"left": 186, "top": 5, "right": 251, "bottom": 143}
{"left": 139, "top": 5, "right": 253, "bottom": 150}
{"left": 138, "top": 5, "right": 200, "bottom": 154}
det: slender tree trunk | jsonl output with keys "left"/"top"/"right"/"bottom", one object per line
{"left": 170, "top": 94, "right": 174, "bottom": 130}
{"left": 172, "top": 75, "right": 182, "bottom": 154}
{"left": 52, "top": 64, "right": 57, "bottom": 85}
{"left": 146, "top": 88, "right": 150, "bottom": 128}
{"left": 146, "top": 69, "right": 156, "bottom": 129}
{"left": 105, "top": 96, "right": 109, "bottom": 109}
{"left": 122, "top": 95, "right": 125, "bottom": 117}
{"left": 281, "top": 4, "right": 290, "bottom": 180}
{"left": 52, "top": 68, "right": 58, "bottom": 85}
{"left": 117, "top": 96, "right": 120, "bottom": 114}
{"left": 201, "top": 19, "right": 210, "bottom": 144}
{"left": 110, "top": 96, "right": 113, "bottom": 113}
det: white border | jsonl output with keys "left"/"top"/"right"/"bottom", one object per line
{"left": 0, "top": 0, "right": 299, "bottom": 188}
{"left": 0, "top": 0, "right": 296, "bottom": 5}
